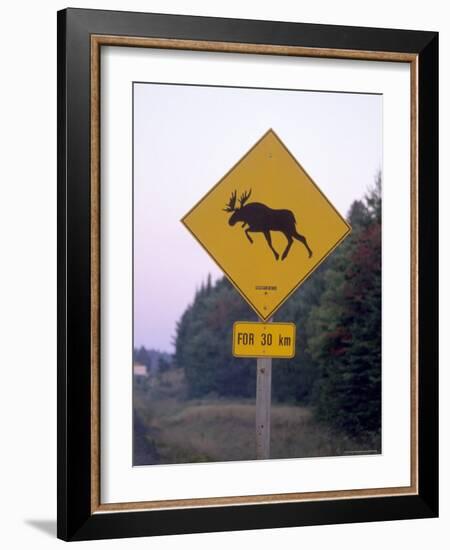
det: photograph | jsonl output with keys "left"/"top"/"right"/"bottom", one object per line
{"left": 53, "top": 5, "right": 439, "bottom": 542}
{"left": 132, "top": 82, "right": 383, "bottom": 466}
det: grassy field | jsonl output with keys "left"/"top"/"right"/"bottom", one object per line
{"left": 133, "top": 368, "right": 378, "bottom": 466}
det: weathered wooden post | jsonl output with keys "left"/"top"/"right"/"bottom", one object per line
{"left": 256, "top": 318, "right": 272, "bottom": 460}
{"left": 256, "top": 355, "right": 272, "bottom": 459}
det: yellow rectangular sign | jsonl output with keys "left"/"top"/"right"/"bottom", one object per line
{"left": 232, "top": 321, "right": 296, "bottom": 358}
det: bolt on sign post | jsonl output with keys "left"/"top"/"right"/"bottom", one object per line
{"left": 182, "top": 129, "right": 351, "bottom": 459}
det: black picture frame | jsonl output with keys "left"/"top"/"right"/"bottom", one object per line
{"left": 57, "top": 7, "right": 438, "bottom": 542}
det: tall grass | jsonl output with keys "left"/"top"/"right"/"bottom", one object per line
{"left": 133, "top": 368, "right": 380, "bottom": 466}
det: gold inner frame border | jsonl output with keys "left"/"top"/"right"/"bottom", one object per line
{"left": 90, "top": 34, "right": 419, "bottom": 514}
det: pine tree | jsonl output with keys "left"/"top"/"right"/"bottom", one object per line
{"left": 308, "top": 178, "right": 382, "bottom": 441}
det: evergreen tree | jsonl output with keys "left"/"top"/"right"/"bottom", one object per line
{"left": 308, "top": 178, "right": 382, "bottom": 441}
{"left": 175, "top": 278, "right": 257, "bottom": 398}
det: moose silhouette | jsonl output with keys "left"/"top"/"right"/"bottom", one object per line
{"left": 223, "top": 189, "right": 313, "bottom": 261}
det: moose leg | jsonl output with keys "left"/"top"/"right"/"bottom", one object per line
{"left": 281, "top": 235, "right": 294, "bottom": 260}
{"left": 245, "top": 227, "right": 254, "bottom": 244}
{"left": 294, "top": 231, "right": 313, "bottom": 258}
{"left": 263, "top": 231, "right": 279, "bottom": 260}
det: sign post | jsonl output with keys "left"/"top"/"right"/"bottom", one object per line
{"left": 256, "top": 318, "right": 272, "bottom": 459}
{"left": 232, "top": 317, "right": 294, "bottom": 459}
{"left": 181, "top": 129, "right": 352, "bottom": 461}
{"left": 256, "top": 355, "right": 272, "bottom": 459}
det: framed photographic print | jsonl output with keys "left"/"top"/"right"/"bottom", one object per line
{"left": 57, "top": 8, "right": 438, "bottom": 541}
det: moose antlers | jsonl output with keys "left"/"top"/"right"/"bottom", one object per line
{"left": 223, "top": 190, "right": 237, "bottom": 212}
{"left": 239, "top": 189, "right": 252, "bottom": 207}
{"left": 223, "top": 189, "right": 251, "bottom": 212}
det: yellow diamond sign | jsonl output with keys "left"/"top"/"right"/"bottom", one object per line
{"left": 182, "top": 129, "right": 351, "bottom": 320}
